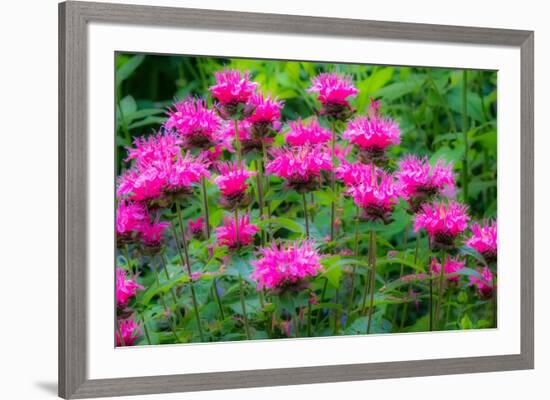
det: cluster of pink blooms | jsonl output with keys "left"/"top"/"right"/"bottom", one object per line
{"left": 246, "top": 93, "right": 284, "bottom": 130}
{"left": 116, "top": 318, "right": 142, "bottom": 346}
{"left": 308, "top": 72, "right": 359, "bottom": 105}
{"left": 284, "top": 118, "right": 332, "bottom": 146}
{"left": 209, "top": 70, "right": 259, "bottom": 105}
{"left": 343, "top": 100, "right": 401, "bottom": 163}
{"left": 430, "top": 257, "right": 465, "bottom": 282}
{"left": 266, "top": 145, "right": 332, "bottom": 192}
{"left": 396, "top": 155, "right": 455, "bottom": 211}
{"left": 214, "top": 161, "right": 256, "bottom": 198}
{"left": 469, "top": 266, "right": 495, "bottom": 299}
{"left": 466, "top": 221, "right": 497, "bottom": 263}
{"left": 215, "top": 213, "right": 259, "bottom": 249}
{"left": 188, "top": 216, "right": 205, "bottom": 239}
{"left": 116, "top": 268, "right": 144, "bottom": 307}
{"left": 345, "top": 168, "right": 401, "bottom": 223}
{"left": 251, "top": 240, "right": 324, "bottom": 291}
{"left": 414, "top": 201, "right": 470, "bottom": 249}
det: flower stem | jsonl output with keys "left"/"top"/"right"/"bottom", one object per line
{"left": 347, "top": 207, "right": 360, "bottom": 315}
{"left": 366, "top": 230, "right": 377, "bottom": 334}
{"left": 234, "top": 209, "right": 239, "bottom": 246}
{"left": 175, "top": 202, "right": 205, "bottom": 342}
{"left": 291, "top": 296, "right": 300, "bottom": 338}
{"left": 314, "top": 277, "right": 329, "bottom": 331}
{"left": 435, "top": 252, "right": 447, "bottom": 329}
{"left": 400, "top": 232, "right": 420, "bottom": 329}
{"left": 201, "top": 177, "right": 211, "bottom": 239}
{"left": 124, "top": 245, "right": 134, "bottom": 275}
{"left": 261, "top": 140, "right": 273, "bottom": 240}
{"left": 254, "top": 160, "right": 266, "bottom": 245}
{"left": 151, "top": 256, "right": 181, "bottom": 343}
{"left": 462, "top": 70, "right": 469, "bottom": 202}
{"left": 361, "top": 229, "right": 375, "bottom": 315}
{"left": 329, "top": 121, "right": 337, "bottom": 242}
{"left": 212, "top": 278, "right": 225, "bottom": 320}
{"left": 302, "top": 192, "right": 310, "bottom": 239}
{"left": 238, "top": 275, "right": 252, "bottom": 340}
{"left": 141, "top": 313, "right": 152, "bottom": 345}
{"left": 159, "top": 254, "right": 184, "bottom": 322}
{"left": 116, "top": 318, "right": 125, "bottom": 347}
{"left": 307, "top": 298, "right": 313, "bottom": 337}
{"left": 234, "top": 119, "right": 241, "bottom": 163}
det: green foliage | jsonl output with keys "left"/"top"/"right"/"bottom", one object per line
{"left": 115, "top": 53, "right": 497, "bottom": 345}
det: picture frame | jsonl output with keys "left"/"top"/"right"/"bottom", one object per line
{"left": 59, "top": 1, "right": 534, "bottom": 398}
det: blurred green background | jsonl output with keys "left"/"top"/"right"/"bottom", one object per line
{"left": 116, "top": 53, "right": 497, "bottom": 219}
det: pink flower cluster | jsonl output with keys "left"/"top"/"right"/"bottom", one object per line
{"left": 215, "top": 213, "right": 258, "bottom": 249}
{"left": 247, "top": 92, "right": 283, "bottom": 127}
{"left": 345, "top": 168, "right": 401, "bottom": 223}
{"left": 396, "top": 155, "right": 455, "bottom": 202}
{"left": 214, "top": 161, "right": 256, "bottom": 197}
{"left": 266, "top": 145, "right": 332, "bottom": 192}
{"left": 116, "top": 201, "right": 148, "bottom": 240}
{"left": 188, "top": 216, "right": 205, "bottom": 238}
{"left": 165, "top": 98, "right": 225, "bottom": 149}
{"left": 116, "top": 268, "right": 144, "bottom": 307}
{"left": 466, "top": 221, "right": 497, "bottom": 263}
{"left": 209, "top": 69, "right": 259, "bottom": 105}
{"left": 335, "top": 161, "right": 377, "bottom": 187}
{"left": 414, "top": 201, "right": 470, "bottom": 246}
{"left": 251, "top": 240, "right": 324, "bottom": 290}
{"left": 117, "top": 134, "right": 210, "bottom": 204}
{"left": 116, "top": 318, "right": 141, "bottom": 346}
{"left": 343, "top": 100, "right": 400, "bottom": 152}
{"left": 469, "top": 266, "right": 494, "bottom": 299}
{"left": 430, "top": 257, "right": 465, "bottom": 282}
{"left": 308, "top": 72, "right": 358, "bottom": 106}
{"left": 284, "top": 118, "right": 332, "bottom": 146}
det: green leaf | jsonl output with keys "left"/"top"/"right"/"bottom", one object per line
{"left": 257, "top": 217, "right": 304, "bottom": 233}
{"left": 116, "top": 54, "right": 145, "bottom": 87}
{"left": 119, "top": 95, "right": 137, "bottom": 117}
{"left": 460, "top": 314, "right": 473, "bottom": 329}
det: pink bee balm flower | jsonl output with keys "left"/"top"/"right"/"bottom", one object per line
{"left": 308, "top": 72, "right": 358, "bottom": 106}
{"left": 284, "top": 118, "right": 332, "bottom": 146}
{"left": 469, "top": 266, "right": 495, "bottom": 299}
{"left": 214, "top": 161, "right": 256, "bottom": 197}
{"left": 396, "top": 155, "right": 456, "bottom": 212}
{"left": 165, "top": 152, "right": 211, "bottom": 193}
{"left": 138, "top": 218, "right": 170, "bottom": 253}
{"left": 188, "top": 216, "right": 205, "bottom": 239}
{"left": 414, "top": 200, "right": 470, "bottom": 249}
{"left": 115, "top": 201, "right": 148, "bottom": 244}
{"left": 430, "top": 257, "right": 465, "bottom": 282}
{"left": 165, "top": 98, "right": 222, "bottom": 149}
{"left": 116, "top": 318, "right": 141, "bottom": 346}
{"left": 335, "top": 161, "right": 377, "bottom": 187}
{"left": 343, "top": 100, "right": 400, "bottom": 164}
{"left": 466, "top": 221, "right": 497, "bottom": 264}
{"left": 116, "top": 167, "right": 167, "bottom": 204}
{"left": 266, "top": 145, "right": 332, "bottom": 193}
{"left": 116, "top": 268, "right": 144, "bottom": 307}
{"left": 250, "top": 240, "right": 324, "bottom": 291}
{"left": 210, "top": 70, "right": 258, "bottom": 120}
{"left": 308, "top": 72, "right": 358, "bottom": 121}
{"left": 215, "top": 213, "right": 258, "bottom": 249}
{"left": 125, "top": 130, "right": 182, "bottom": 171}
{"left": 246, "top": 92, "right": 284, "bottom": 129}
{"left": 346, "top": 168, "right": 401, "bottom": 223}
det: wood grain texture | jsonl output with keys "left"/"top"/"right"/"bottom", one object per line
{"left": 58, "top": 1, "right": 535, "bottom": 398}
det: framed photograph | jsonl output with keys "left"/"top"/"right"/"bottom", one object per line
{"left": 59, "top": 1, "right": 534, "bottom": 398}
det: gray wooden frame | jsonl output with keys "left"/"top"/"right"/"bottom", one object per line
{"left": 59, "top": 1, "right": 534, "bottom": 398}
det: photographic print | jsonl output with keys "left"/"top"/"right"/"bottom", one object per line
{"left": 114, "top": 53, "right": 497, "bottom": 347}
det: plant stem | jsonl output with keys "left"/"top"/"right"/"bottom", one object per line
{"left": 234, "top": 119, "right": 241, "bottom": 163}
{"left": 492, "top": 274, "right": 498, "bottom": 328}
{"left": 151, "top": 257, "right": 181, "bottom": 343}
{"left": 234, "top": 209, "right": 239, "bottom": 246}
{"left": 435, "top": 252, "right": 447, "bottom": 329}
{"left": 400, "top": 233, "right": 420, "bottom": 329}
{"left": 212, "top": 278, "right": 225, "bottom": 320}
{"left": 159, "top": 254, "right": 183, "bottom": 322}
{"left": 314, "top": 278, "right": 329, "bottom": 331}
{"left": 116, "top": 318, "right": 125, "bottom": 347}
{"left": 462, "top": 70, "right": 469, "bottom": 202}
{"left": 141, "top": 314, "right": 152, "bottom": 345}
{"left": 366, "top": 230, "right": 377, "bottom": 334}
{"left": 302, "top": 192, "right": 310, "bottom": 239}
{"left": 175, "top": 202, "right": 205, "bottom": 342}
{"left": 238, "top": 275, "right": 252, "bottom": 340}
{"left": 307, "top": 299, "right": 313, "bottom": 337}
{"left": 361, "top": 229, "right": 374, "bottom": 315}
{"left": 347, "top": 207, "right": 360, "bottom": 315}
{"left": 329, "top": 121, "right": 337, "bottom": 242}
{"left": 429, "top": 268, "right": 434, "bottom": 331}
{"left": 333, "top": 287, "right": 340, "bottom": 335}
{"left": 124, "top": 245, "right": 134, "bottom": 275}
{"left": 201, "top": 177, "right": 211, "bottom": 239}
{"left": 254, "top": 160, "right": 266, "bottom": 245}
{"left": 261, "top": 140, "right": 273, "bottom": 240}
